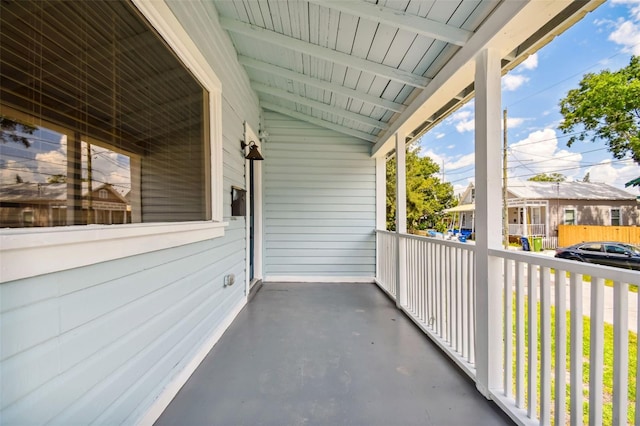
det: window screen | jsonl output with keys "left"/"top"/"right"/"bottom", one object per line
{"left": 0, "top": 0, "right": 208, "bottom": 228}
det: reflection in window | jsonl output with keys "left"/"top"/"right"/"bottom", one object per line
{"left": 0, "top": 122, "right": 131, "bottom": 227}
{"left": 0, "top": 0, "right": 209, "bottom": 228}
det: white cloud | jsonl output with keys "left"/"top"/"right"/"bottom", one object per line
{"left": 446, "top": 152, "right": 475, "bottom": 171}
{"left": 456, "top": 119, "right": 475, "bottom": 133}
{"left": 586, "top": 158, "right": 640, "bottom": 191}
{"left": 506, "top": 117, "right": 525, "bottom": 129}
{"left": 435, "top": 132, "right": 446, "bottom": 139}
{"left": 502, "top": 74, "right": 529, "bottom": 91}
{"left": 0, "top": 159, "right": 41, "bottom": 184}
{"left": 508, "top": 128, "right": 583, "bottom": 181}
{"left": 447, "top": 108, "right": 475, "bottom": 133}
{"left": 447, "top": 144, "right": 455, "bottom": 149}
{"left": 520, "top": 53, "right": 538, "bottom": 70}
{"left": 609, "top": 19, "right": 640, "bottom": 55}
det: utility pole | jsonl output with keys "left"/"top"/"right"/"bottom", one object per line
{"left": 503, "top": 109, "right": 509, "bottom": 249}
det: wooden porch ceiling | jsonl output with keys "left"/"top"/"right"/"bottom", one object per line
{"left": 214, "top": 0, "right": 604, "bottom": 155}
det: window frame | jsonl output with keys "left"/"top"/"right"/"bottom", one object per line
{"left": 563, "top": 208, "right": 576, "bottom": 225}
{"left": 611, "top": 208, "right": 621, "bottom": 226}
{"left": 0, "top": 0, "right": 226, "bottom": 283}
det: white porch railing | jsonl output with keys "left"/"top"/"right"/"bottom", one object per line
{"left": 376, "top": 230, "right": 640, "bottom": 426}
{"left": 509, "top": 223, "right": 545, "bottom": 236}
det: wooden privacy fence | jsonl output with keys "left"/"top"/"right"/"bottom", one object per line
{"left": 559, "top": 225, "right": 640, "bottom": 246}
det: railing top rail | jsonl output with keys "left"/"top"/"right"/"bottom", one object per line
{"left": 489, "top": 248, "right": 640, "bottom": 285}
{"left": 375, "top": 229, "right": 477, "bottom": 250}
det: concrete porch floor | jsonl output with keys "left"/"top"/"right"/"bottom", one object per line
{"left": 155, "top": 282, "right": 513, "bottom": 426}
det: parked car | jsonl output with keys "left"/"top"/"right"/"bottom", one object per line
{"left": 555, "top": 242, "right": 640, "bottom": 270}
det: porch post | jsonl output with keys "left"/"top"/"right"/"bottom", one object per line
{"left": 375, "top": 156, "right": 386, "bottom": 282}
{"left": 395, "top": 131, "right": 407, "bottom": 308}
{"left": 376, "top": 157, "right": 386, "bottom": 231}
{"left": 474, "top": 48, "right": 502, "bottom": 398}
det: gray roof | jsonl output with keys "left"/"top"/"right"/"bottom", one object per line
{"left": 508, "top": 180, "right": 636, "bottom": 201}
{"left": 0, "top": 183, "right": 127, "bottom": 203}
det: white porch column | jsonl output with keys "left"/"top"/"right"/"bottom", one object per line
{"left": 375, "top": 156, "right": 386, "bottom": 281}
{"left": 376, "top": 157, "right": 386, "bottom": 231}
{"left": 395, "top": 131, "right": 407, "bottom": 308}
{"left": 474, "top": 48, "right": 502, "bottom": 398}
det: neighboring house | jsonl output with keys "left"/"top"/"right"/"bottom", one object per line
{"left": 508, "top": 180, "right": 639, "bottom": 237}
{"left": 0, "top": 1, "right": 613, "bottom": 426}
{"left": 0, "top": 183, "right": 129, "bottom": 227}
{"left": 446, "top": 181, "right": 639, "bottom": 237}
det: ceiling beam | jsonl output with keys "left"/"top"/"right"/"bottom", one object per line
{"left": 252, "top": 82, "right": 388, "bottom": 130}
{"left": 219, "top": 17, "right": 429, "bottom": 88}
{"left": 261, "top": 101, "right": 378, "bottom": 142}
{"left": 308, "top": 0, "right": 472, "bottom": 46}
{"left": 239, "top": 56, "right": 406, "bottom": 113}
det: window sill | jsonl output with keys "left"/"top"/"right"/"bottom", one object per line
{"left": 0, "top": 221, "right": 228, "bottom": 283}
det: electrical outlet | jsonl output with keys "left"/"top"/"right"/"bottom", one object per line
{"left": 224, "top": 274, "right": 235, "bottom": 287}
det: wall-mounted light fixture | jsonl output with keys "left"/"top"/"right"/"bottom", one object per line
{"left": 240, "top": 140, "right": 264, "bottom": 161}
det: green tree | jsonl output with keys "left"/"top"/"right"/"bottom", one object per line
{"left": 1, "top": 116, "right": 36, "bottom": 148}
{"left": 386, "top": 145, "right": 457, "bottom": 232}
{"left": 558, "top": 56, "right": 640, "bottom": 164}
{"left": 528, "top": 172, "right": 566, "bottom": 182}
{"left": 47, "top": 174, "right": 66, "bottom": 183}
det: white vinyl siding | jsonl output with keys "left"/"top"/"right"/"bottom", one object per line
{"left": 1, "top": 1, "right": 259, "bottom": 424}
{"left": 263, "top": 112, "right": 376, "bottom": 278}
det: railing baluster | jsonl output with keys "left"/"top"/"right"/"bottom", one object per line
{"left": 409, "top": 239, "right": 414, "bottom": 312}
{"left": 636, "top": 288, "right": 640, "bottom": 426}
{"left": 436, "top": 244, "right": 442, "bottom": 337}
{"left": 504, "top": 257, "right": 513, "bottom": 399}
{"left": 527, "top": 263, "right": 538, "bottom": 420}
{"left": 516, "top": 260, "right": 525, "bottom": 408}
{"left": 429, "top": 240, "right": 434, "bottom": 330}
{"left": 452, "top": 246, "right": 457, "bottom": 347}
{"left": 612, "top": 280, "right": 628, "bottom": 426}
{"left": 461, "top": 247, "right": 469, "bottom": 359}
{"left": 554, "top": 268, "right": 567, "bottom": 426}
{"left": 456, "top": 248, "right": 464, "bottom": 353}
{"left": 444, "top": 246, "right": 455, "bottom": 347}
{"left": 570, "top": 273, "right": 583, "bottom": 426}
{"left": 468, "top": 249, "right": 475, "bottom": 365}
{"left": 589, "top": 277, "right": 604, "bottom": 426}
{"left": 540, "top": 266, "right": 551, "bottom": 425}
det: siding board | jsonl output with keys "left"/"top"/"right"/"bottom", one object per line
{"left": 264, "top": 111, "right": 376, "bottom": 278}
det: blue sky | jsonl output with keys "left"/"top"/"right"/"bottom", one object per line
{"left": 417, "top": 0, "right": 640, "bottom": 196}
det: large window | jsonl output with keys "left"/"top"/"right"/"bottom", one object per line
{"left": 0, "top": 0, "right": 209, "bottom": 228}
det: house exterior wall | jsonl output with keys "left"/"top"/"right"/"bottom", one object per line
{"left": 548, "top": 199, "right": 639, "bottom": 233}
{"left": 1, "top": 1, "right": 260, "bottom": 424}
{"left": 263, "top": 111, "right": 376, "bottom": 281}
